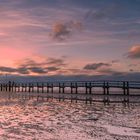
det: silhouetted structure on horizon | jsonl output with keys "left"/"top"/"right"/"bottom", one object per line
{"left": 0, "top": 81, "right": 140, "bottom": 104}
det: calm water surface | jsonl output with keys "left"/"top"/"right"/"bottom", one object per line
{"left": 0, "top": 93, "right": 140, "bottom": 140}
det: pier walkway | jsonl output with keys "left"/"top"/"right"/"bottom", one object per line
{"left": 0, "top": 81, "right": 140, "bottom": 104}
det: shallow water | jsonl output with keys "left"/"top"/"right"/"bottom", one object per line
{"left": 0, "top": 94, "right": 140, "bottom": 140}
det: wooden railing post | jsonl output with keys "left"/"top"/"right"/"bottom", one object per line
{"left": 107, "top": 82, "right": 109, "bottom": 95}
{"left": 47, "top": 83, "right": 49, "bottom": 93}
{"left": 123, "top": 81, "right": 126, "bottom": 95}
{"left": 103, "top": 81, "right": 106, "bottom": 95}
{"left": 8, "top": 81, "right": 11, "bottom": 92}
{"left": 85, "top": 82, "right": 88, "bottom": 94}
{"left": 126, "top": 81, "right": 129, "bottom": 95}
{"left": 51, "top": 83, "right": 53, "bottom": 93}
{"left": 75, "top": 83, "right": 78, "bottom": 94}
{"left": 70, "top": 83, "right": 73, "bottom": 93}
{"left": 59, "top": 83, "right": 61, "bottom": 93}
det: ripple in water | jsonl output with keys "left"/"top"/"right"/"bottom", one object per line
{"left": 0, "top": 96, "right": 140, "bottom": 140}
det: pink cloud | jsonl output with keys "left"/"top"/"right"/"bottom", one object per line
{"left": 127, "top": 45, "right": 140, "bottom": 59}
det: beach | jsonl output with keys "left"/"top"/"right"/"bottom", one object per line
{"left": 0, "top": 94, "right": 140, "bottom": 140}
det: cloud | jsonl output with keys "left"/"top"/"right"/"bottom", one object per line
{"left": 0, "top": 66, "right": 30, "bottom": 74}
{"left": 127, "top": 45, "right": 140, "bottom": 59}
{"left": 18, "top": 59, "right": 40, "bottom": 68}
{"left": 51, "top": 23, "right": 70, "bottom": 40}
{"left": 28, "top": 67, "right": 47, "bottom": 74}
{"left": 50, "top": 21, "right": 83, "bottom": 41}
{"left": 83, "top": 62, "right": 111, "bottom": 70}
{"left": 17, "top": 57, "right": 66, "bottom": 68}
{"left": 0, "top": 66, "right": 17, "bottom": 73}
{"left": 82, "top": 62, "right": 125, "bottom": 77}
{"left": 83, "top": 62, "right": 123, "bottom": 76}
{"left": 0, "top": 57, "right": 66, "bottom": 75}
{"left": 46, "top": 66, "right": 60, "bottom": 71}
{"left": 98, "top": 68, "right": 125, "bottom": 76}
{"left": 17, "top": 58, "right": 64, "bottom": 75}
{"left": 17, "top": 67, "right": 29, "bottom": 74}
{"left": 85, "top": 4, "right": 120, "bottom": 21}
{"left": 46, "top": 58, "right": 66, "bottom": 66}
{"left": 129, "top": 69, "right": 134, "bottom": 72}
{"left": 111, "top": 60, "right": 120, "bottom": 63}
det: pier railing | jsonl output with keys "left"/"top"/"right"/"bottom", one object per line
{"left": 0, "top": 81, "right": 140, "bottom": 94}
{"left": 0, "top": 81, "right": 140, "bottom": 104}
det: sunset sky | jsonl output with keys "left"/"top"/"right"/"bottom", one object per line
{"left": 0, "top": 0, "right": 140, "bottom": 80}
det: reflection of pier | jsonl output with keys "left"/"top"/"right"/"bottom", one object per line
{"left": 0, "top": 81, "right": 140, "bottom": 104}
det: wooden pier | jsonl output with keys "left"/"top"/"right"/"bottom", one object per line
{"left": 0, "top": 81, "right": 140, "bottom": 104}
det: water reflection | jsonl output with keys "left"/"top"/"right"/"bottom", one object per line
{"left": 0, "top": 94, "right": 140, "bottom": 140}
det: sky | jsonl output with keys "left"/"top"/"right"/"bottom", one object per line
{"left": 0, "top": 0, "right": 140, "bottom": 80}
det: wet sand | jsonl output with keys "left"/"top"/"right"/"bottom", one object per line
{"left": 0, "top": 93, "right": 140, "bottom": 140}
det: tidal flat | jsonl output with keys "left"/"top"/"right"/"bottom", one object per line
{"left": 0, "top": 94, "right": 140, "bottom": 140}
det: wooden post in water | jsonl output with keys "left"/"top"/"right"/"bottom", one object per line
{"left": 28, "top": 83, "right": 31, "bottom": 93}
{"left": 70, "top": 82, "right": 73, "bottom": 93}
{"left": 23, "top": 83, "right": 25, "bottom": 92}
{"left": 123, "top": 96, "right": 129, "bottom": 105}
{"left": 103, "top": 96, "right": 109, "bottom": 105}
{"left": 21, "top": 83, "right": 22, "bottom": 92}
{"left": 107, "top": 82, "right": 109, "bottom": 95}
{"left": 62, "top": 83, "right": 65, "bottom": 93}
{"left": 126, "top": 81, "right": 129, "bottom": 95}
{"left": 8, "top": 81, "right": 11, "bottom": 92}
{"left": 59, "top": 83, "right": 61, "bottom": 93}
{"left": 59, "top": 96, "right": 61, "bottom": 102}
{"left": 47, "top": 83, "right": 49, "bottom": 93}
{"left": 37, "top": 83, "right": 40, "bottom": 93}
{"left": 0, "top": 84, "right": 2, "bottom": 91}
{"left": 123, "top": 81, "right": 126, "bottom": 95}
{"left": 32, "top": 83, "right": 34, "bottom": 92}
{"left": 18, "top": 83, "right": 20, "bottom": 92}
{"left": 103, "top": 81, "right": 106, "bottom": 95}
{"left": 22, "top": 84, "right": 24, "bottom": 92}
{"left": 89, "top": 97, "right": 92, "bottom": 104}
{"left": 25, "top": 84, "right": 27, "bottom": 92}
{"left": 42, "top": 83, "right": 44, "bottom": 93}
{"left": 85, "top": 82, "right": 88, "bottom": 94}
{"left": 89, "top": 82, "right": 92, "bottom": 94}
{"left": 51, "top": 83, "right": 53, "bottom": 93}
{"left": 11, "top": 83, "right": 13, "bottom": 92}
{"left": 1, "top": 84, "right": 2, "bottom": 91}
{"left": 15, "top": 83, "right": 17, "bottom": 92}
{"left": 75, "top": 83, "right": 78, "bottom": 94}
{"left": 5, "top": 83, "right": 7, "bottom": 92}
